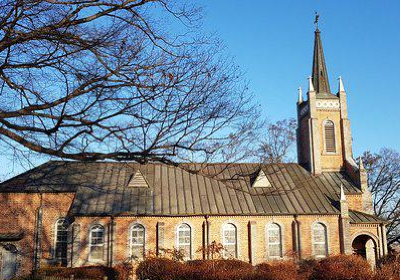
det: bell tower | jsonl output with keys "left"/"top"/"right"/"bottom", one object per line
{"left": 296, "top": 27, "right": 354, "bottom": 174}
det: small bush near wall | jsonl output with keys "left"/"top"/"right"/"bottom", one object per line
{"left": 375, "top": 254, "right": 400, "bottom": 280}
{"left": 136, "top": 258, "right": 254, "bottom": 280}
{"left": 254, "top": 261, "right": 300, "bottom": 280}
{"left": 136, "top": 255, "right": 381, "bottom": 280}
{"left": 37, "top": 266, "right": 118, "bottom": 280}
{"left": 309, "top": 255, "right": 373, "bottom": 280}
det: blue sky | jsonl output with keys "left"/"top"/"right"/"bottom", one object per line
{"left": 1, "top": 1, "right": 399, "bottom": 179}
{"left": 197, "top": 0, "right": 400, "bottom": 156}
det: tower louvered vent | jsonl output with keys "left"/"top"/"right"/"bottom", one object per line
{"left": 127, "top": 170, "right": 149, "bottom": 188}
{"left": 252, "top": 169, "right": 272, "bottom": 188}
{"left": 324, "top": 121, "right": 336, "bottom": 153}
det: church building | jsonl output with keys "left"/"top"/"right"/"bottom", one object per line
{"left": 0, "top": 26, "right": 388, "bottom": 279}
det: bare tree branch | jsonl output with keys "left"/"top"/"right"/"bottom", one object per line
{"left": 0, "top": 0, "right": 261, "bottom": 171}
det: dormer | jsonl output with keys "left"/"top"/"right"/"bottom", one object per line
{"left": 252, "top": 169, "right": 272, "bottom": 188}
{"left": 127, "top": 170, "right": 149, "bottom": 188}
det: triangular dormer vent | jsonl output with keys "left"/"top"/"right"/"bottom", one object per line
{"left": 127, "top": 170, "right": 149, "bottom": 188}
{"left": 252, "top": 169, "right": 272, "bottom": 188}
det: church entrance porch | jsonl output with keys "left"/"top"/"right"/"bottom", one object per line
{"left": 352, "top": 234, "right": 377, "bottom": 267}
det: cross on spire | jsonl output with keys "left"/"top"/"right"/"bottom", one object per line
{"left": 314, "top": 12, "right": 320, "bottom": 30}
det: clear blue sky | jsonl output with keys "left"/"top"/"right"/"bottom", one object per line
{"left": 197, "top": 0, "right": 400, "bottom": 156}
{"left": 1, "top": 1, "right": 399, "bottom": 179}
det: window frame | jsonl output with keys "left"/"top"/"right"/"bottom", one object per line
{"left": 176, "top": 223, "right": 192, "bottom": 260}
{"left": 54, "top": 218, "right": 69, "bottom": 266}
{"left": 222, "top": 223, "right": 238, "bottom": 259}
{"left": 130, "top": 223, "right": 146, "bottom": 260}
{"left": 312, "top": 222, "right": 329, "bottom": 258}
{"left": 266, "top": 222, "right": 283, "bottom": 259}
{"left": 89, "top": 224, "right": 105, "bottom": 261}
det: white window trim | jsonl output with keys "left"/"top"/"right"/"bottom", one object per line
{"left": 89, "top": 224, "right": 105, "bottom": 261}
{"left": 129, "top": 223, "right": 146, "bottom": 260}
{"left": 175, "top": 223, "right": 193, "bottom": 260}
{"left": 311, "top": 221, "right": 329, "bottom": 258}
{"left": 53, "top": 218, "right": 69, "bottom": 263}
{"left": 222, "top": 222, "right": 238, "bottom": 259}
{"left": 265, "top": 222, "right": 284, "bottom": 260}
{"left": 322, "top": 119, "right": 337, "bottom": 155}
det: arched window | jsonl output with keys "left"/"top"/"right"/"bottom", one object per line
{"left": 324, "top": 120, "right": 336, "bottom": 153}
{"left": 177, "top": 223, "right": 191, "bottom": 260}
{"left": 267, "top": 223, "right": 282, "bottom": 259}
{"left": 312, "top": 223, "right": 328, "bottom": 258}
{"left": 89, "top": 225, "right": 105, "bottom": 260}
{"left": 222, "top": 223, "right": 237, "bottom": 258}
{"left": 55, "top": 219, "right": 69, "bottom": 266}
{"left": 130, "top": 224, "right": 145, "bottom": 260}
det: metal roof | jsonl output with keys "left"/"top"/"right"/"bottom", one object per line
{"left": 349, "top": 210, "right": 387, "bottom": 224}
{"left": 0, "top": 161, "right": 364, "bottom": 217}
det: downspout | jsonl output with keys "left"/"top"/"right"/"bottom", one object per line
{"left": 109, "top": 216, "right": 115, "bottom": 267}
{"left": 70, "top": 223, "right": 75, "bottom": 267}
{"left": 33, "top": 195, "right": 43, "bottom": 274}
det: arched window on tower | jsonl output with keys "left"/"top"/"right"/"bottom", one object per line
{"left": 324, "top": 120, "right": 336, "bottom": 153}
{"left": 54, "top": 218, "right": 69, "bottom": 266}
{"left": 312, "top": 223, "right": 328, "bottom": 258}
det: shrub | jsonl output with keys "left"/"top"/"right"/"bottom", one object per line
{"left": 136, "top": 258, "right": 253, "bottom": 280}
{"left": 136, "top": 257, "right": 184, "bottom": 280}
{"left": 113, "top": 262, "right": 134, "bottom": 280}
{"left": 37, "top": 266, "right": 118, "bottom": 280}
{"left": 375, "top": 253, "right": 400, "bottom": 280}
{"left": 255, "top": 261, "right": 299, "bottom": 280}
{"left": 309, "top": 255, "right": 373, "bottom": 280}
{"left": 297, "top": 259, "right": 318, "bottom": 280}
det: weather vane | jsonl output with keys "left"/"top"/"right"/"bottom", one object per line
{"left": 314, "top": 12, "right": 320, "bottom": 29}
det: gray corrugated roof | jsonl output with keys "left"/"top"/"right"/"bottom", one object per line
{"left": 0, "top": 161, "right": 364, "bottom": 217}
{"left": 349, "top": 210, "right": 387, "bottom": 224}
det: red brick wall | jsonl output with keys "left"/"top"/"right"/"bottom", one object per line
{"left": 0, "top": 191, "right": 384, "bottom": 277}
{"left": 0, "top": 192, "right": 74, "bottom": 276}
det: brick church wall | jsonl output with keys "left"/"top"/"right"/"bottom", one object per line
{"left": 0, "top": 192, "right": 385, "bottom": 277}
{"left": 0, "top": 192, "right": 74, "bottom": 275}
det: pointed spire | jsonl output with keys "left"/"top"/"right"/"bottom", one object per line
{"left": 338, "top": 76, "right": 345, "bottom": 92}
{"left": 340, "top": 184, "right": 346, "bottom": 202}
{"left": 312, "top": 28, "right": 331, "bottom": 95}
{"left": 298, "top": 86, "right": 303, "bottom": 103}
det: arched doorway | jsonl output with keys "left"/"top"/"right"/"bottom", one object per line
{"left": 1, "top": 244, "right": 18, "bottom": 280}
{"left": 352, "top": 234, "right": 377, "bottom": 267}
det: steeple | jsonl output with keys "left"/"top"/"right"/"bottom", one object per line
{"left": 312, "top": 28, "right": 332, "bottom": 95}
{"left": 297, "top": 18, "right": 355, "bottom": 174}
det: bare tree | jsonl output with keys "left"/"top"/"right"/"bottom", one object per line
{"left": 362, "top": 148, "right": 400, "bottom": 246}
{"left": 257, "top": 118, "right": 296, "bottom": 163}
{"left": 0, "top": 0, "right": 260, "bottom": 169}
